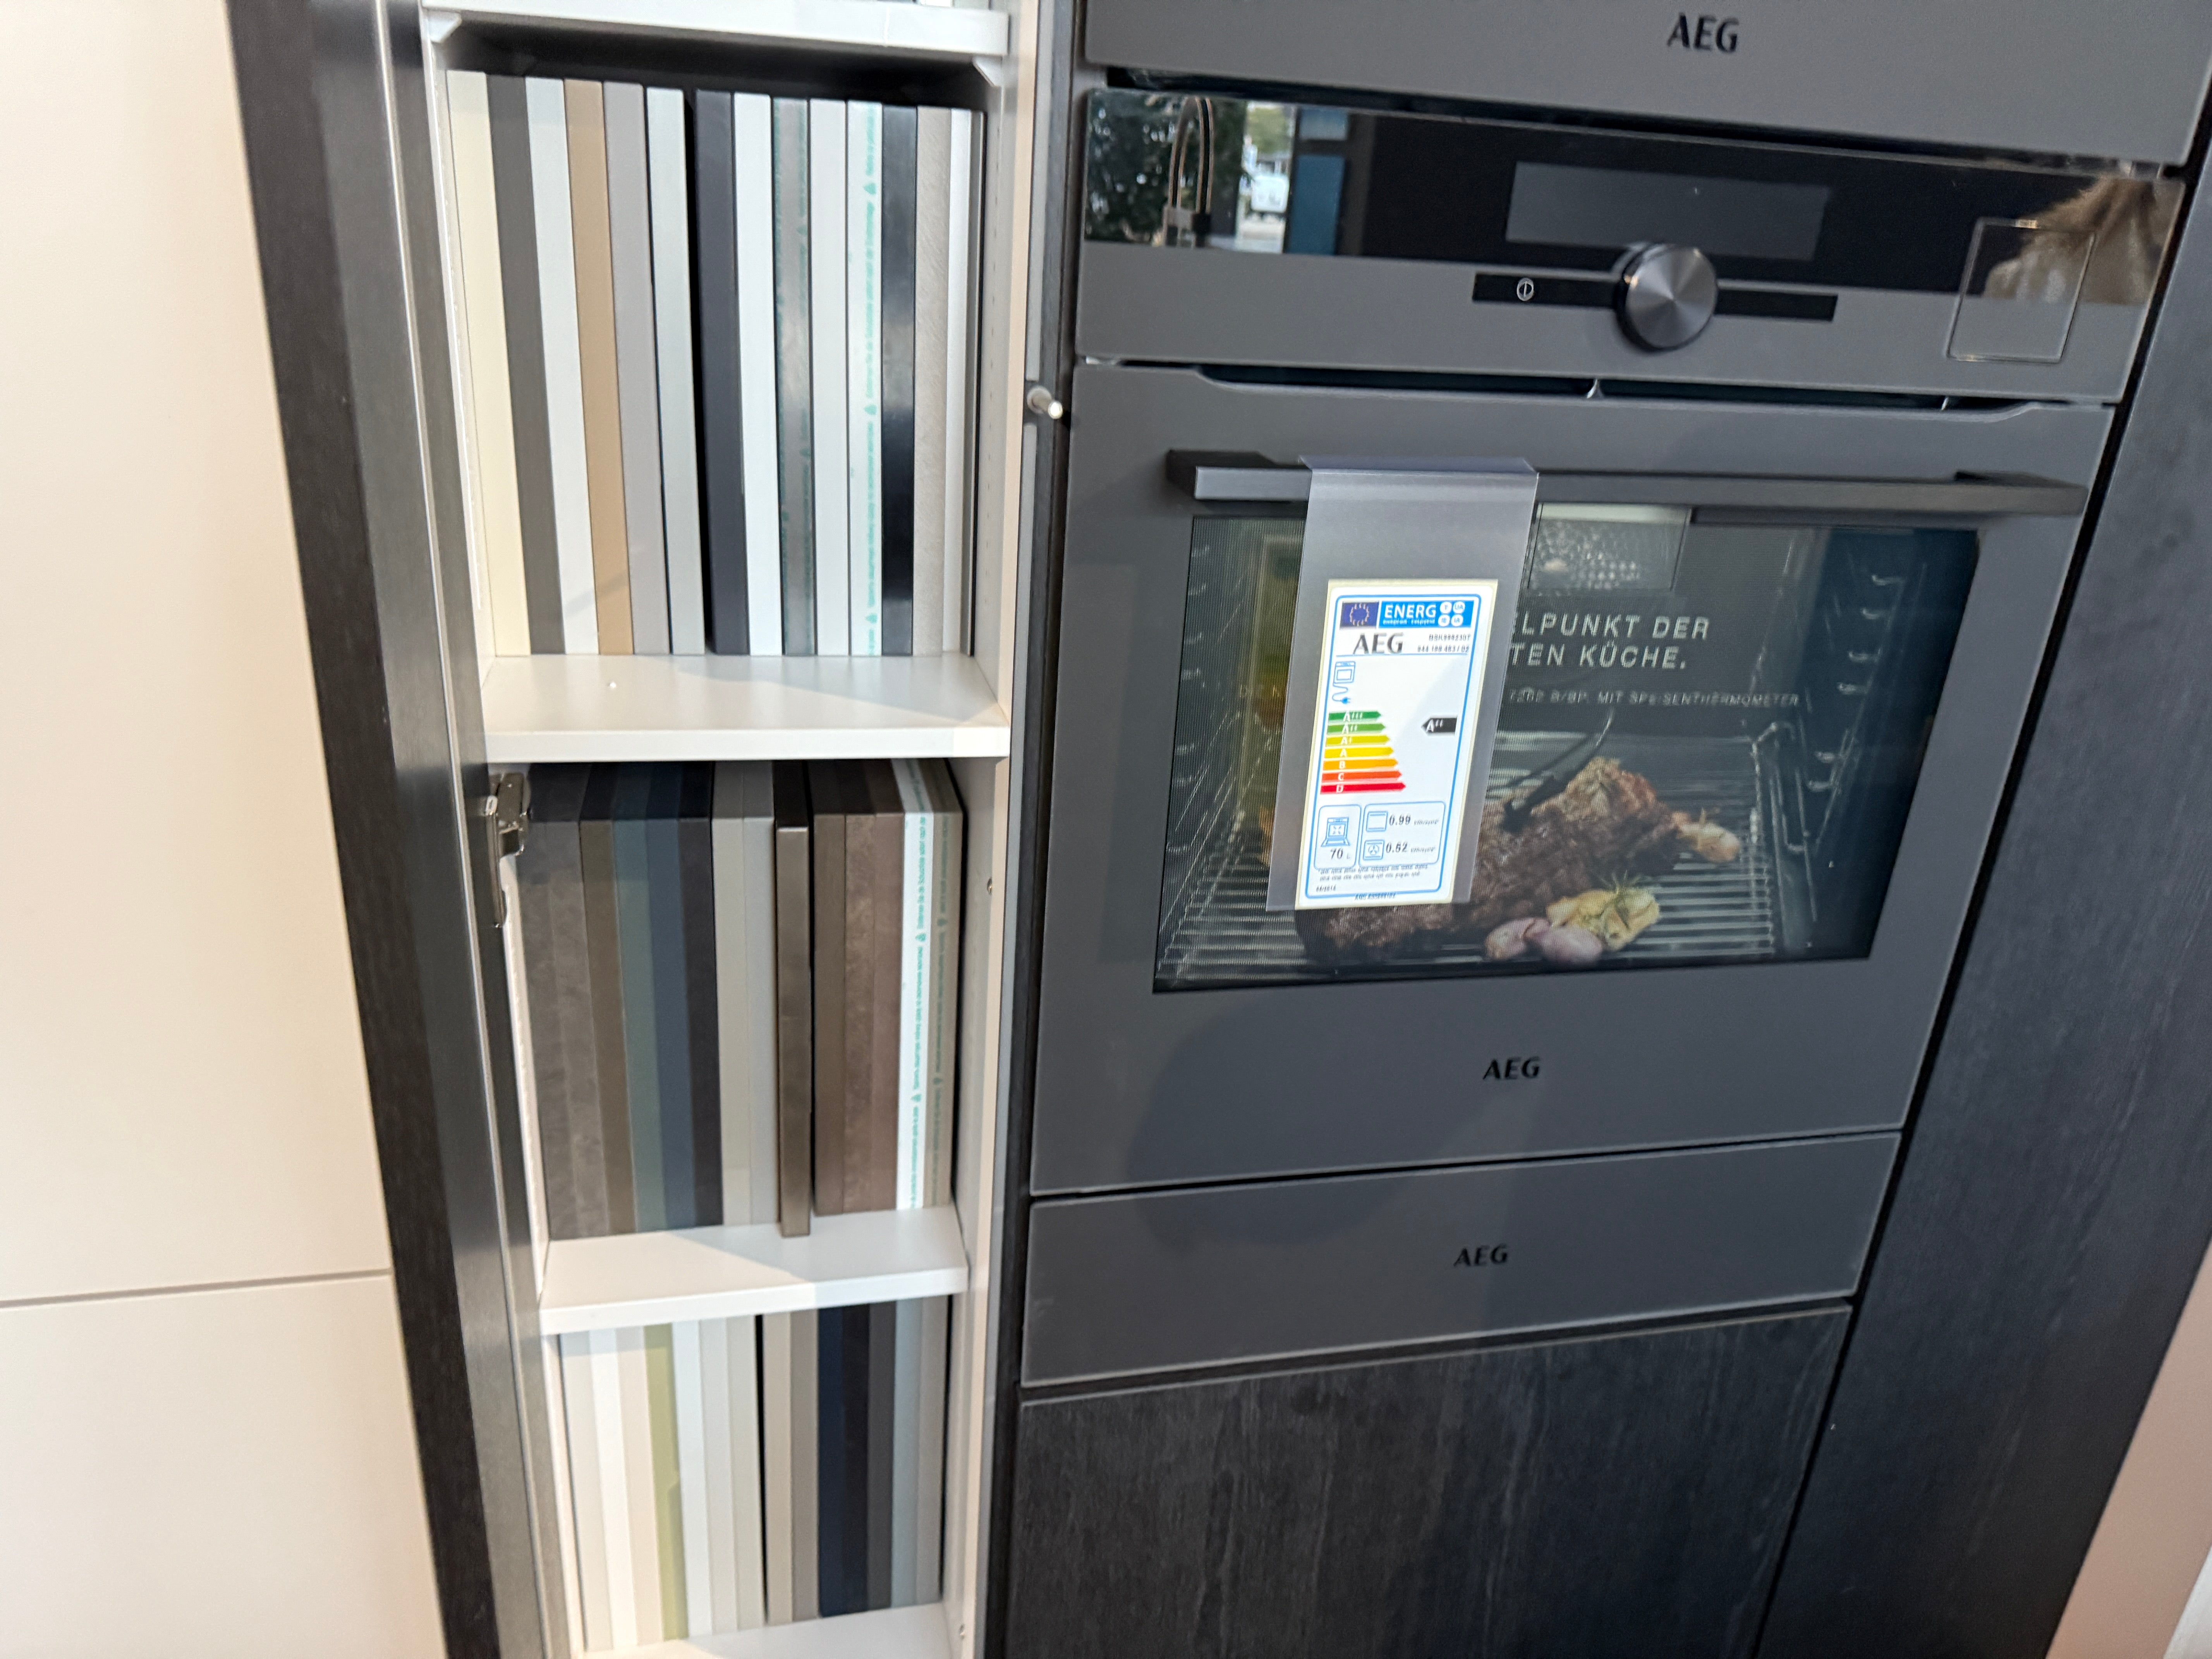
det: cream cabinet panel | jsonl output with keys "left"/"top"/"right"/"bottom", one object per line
{"left": 0, "top": 0, "right": 392, "bottom": 1300}
{"left": 0, "top": 1275, "right": 443, "bottom": 1659}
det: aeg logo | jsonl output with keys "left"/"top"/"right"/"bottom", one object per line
{"left": 1667, "top": 12, "right": 1740, "bottom": 51}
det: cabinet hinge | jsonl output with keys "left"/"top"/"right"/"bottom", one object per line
{"left": 481, "top": 770, "right": 531, "bottom": 862}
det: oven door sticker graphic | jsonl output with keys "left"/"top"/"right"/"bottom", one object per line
{"left": 1296, "top": 578, "right": 1499, "bottom": 908}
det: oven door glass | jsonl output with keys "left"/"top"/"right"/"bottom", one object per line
{"left": 1157, "top": 507, "right": 1977, "bottom": 989}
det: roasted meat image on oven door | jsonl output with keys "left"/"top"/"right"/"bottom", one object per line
{"left": 1297, "top": 756, "right": 1685, "bottom": 963}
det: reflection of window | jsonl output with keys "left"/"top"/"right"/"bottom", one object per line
{"left": 1157, "top": 515, "right": 1977, "bottom": 991}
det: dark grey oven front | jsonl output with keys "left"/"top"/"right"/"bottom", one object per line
{"left": 1030, "top": 365, "right": 2106, "bottom": 1198}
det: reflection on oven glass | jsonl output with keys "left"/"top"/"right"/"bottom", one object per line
{"left": 1156, "top": 513, "right": 1978, "bottom": 991}
{"left": 1084, "top": 92, "right": 1300, "bottom": 253}
{"left": 1983, "top": 177, "right": 2180, "bottom": 307}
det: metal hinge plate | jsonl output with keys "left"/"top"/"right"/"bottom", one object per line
{"left": 482, "top": 770, "right": 530, "bottom": 862}
{"left": 478, "top": 772, "right": 530, "bottom": 927}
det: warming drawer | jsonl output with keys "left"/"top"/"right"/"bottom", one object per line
{"left": 1021, "top": 1134, "right": 1895, "bottom": 1384}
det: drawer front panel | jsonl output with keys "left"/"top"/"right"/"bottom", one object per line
{"left": 1022, "top": 1134, "right": 1892, "bottom": 1383}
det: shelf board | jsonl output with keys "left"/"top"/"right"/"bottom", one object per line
{"left": 540, "top": 1205, "right": 968, "bottom": 1334}
{"left": 429, "top": 0, "right": 1008, "bottom": 60}
{"left": 610, "top": 1603, "right": 952, "bottom": 1659}
{"left": 480, "top": 653, "right": 1010, "bottom": 763}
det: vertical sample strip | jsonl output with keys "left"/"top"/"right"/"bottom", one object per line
{"left": 589, "top": 1328, "right": 642, "bottom": 1647}
{"left": 837, "top": 1304, "right": 876, "bottom": 1613}
{"left": 692, "top": 90, "right": 748, "bottom": 654}
{"left": 912, "top": 107, "right": 951, "bottom": 659}
{"left": 606, "top": 81, "right": 670, "bottom": 654}
{"left": 874, "top": 764, "right": 910, "bottom": 1211}
{"left": 646, "top": 1324, "right": 689, "bottom": 1637}
{"left": 579, "top": 766, "right": 637, "bottom": 1231}
{"left": 891, "top": 1298, "right": 922, "bottom": 1606}
{"left": 649, "top": 86, "right": 706, "bottom": 654}
{"left": 789, "top": 1309, "right": 821, "bottom": 1621}
{"left": 890, "top": 760, "right": 931, "bottom": 1211}
{"left": 880, "top": 104, "right": 919, "bottom": 656}
{"left": 848, "top": 102, "right": 886, "bottom": 654}
{"left": 526, "top": 77, "right": 598, "bottom": 651}
{"left": 695, "top": 1317, "right": 736, "bottom": 1633}
{"left": 924, "top": 761, "right": 960, "bottom": 1203}
{"left": 771, "top": 99, "right": 816, "bottom": 653}
{"left": 566, "top": 80, "right": 634, "bottom": 652}
{"left": 678, "top": 763, "right": 723, "bottom": 1227}
{"left": 673, "top": 1319, "right": 714, "bottom": 1639}
{"left": 809, "top": 99, "right": 852, "bottom": 655}
{"left": 711, "top": 762, "right": 757, "bottom": 1224}
{"left": 440, "top": 73, "right": 495, "bottom": 654}
{"left": 942, "top": 110, "right": 976, "bottom": 653}
{"left": 809, "top": 96, "right": 849, "bottom": 654}
{"left": 842, "top": 765, "right": 880, "bottom": 1217}
{"left": 488, "top": 75, "right": 564, "bottom": 651}
{"left": 714, "top": 763, "right": 778, "bottom": 1225}
{"left": 647, "top": 765, "right": 697, "bottom": 1229}
{"left": 515, "top": 765, "right": 609, "bottom": 1238}
{"left": 772, "top": 761, "right": 814, "bottom": 1235}
{"left": 447, "top": 70, "right": 531, "bottom": 656}
{"left": 511, "top": 770, "right": 574, "bottom": 1239}
{"left": 617, "top": 1328, "right": 665, "bottom": 1645}
{"left": 729, "top": 1317, "right": 768, "bottom": 1628}
{"left": 920, "top": 760, "right": 963, "bottom": 1206}
{"left": 915, "top": 1295, "right": 949, "bottom": 1600}
{"left": 807, "top": 762, "right": 851, "bottom": 1217}
{"left": 860, "top": 762, "right": 906, "bottom": 1212}
{"left": 749, "top": 785, "right": 784, "bottom": 1225}
{"left": 733, "top": 93, "right": 782, "bottom": 654}
{"left": 560, "top": 1336, "right": 616, "bottom": 1649}
{"left": 762, "top": 1312, "right": 797, "bottom": 1624}
{"left": 613, "top": 766, "right": 666, "bottom": 1231}
{"left": 926, "top": 758, "right": 960, "bottom": 1211}
{"left": 867, "top": 1300, "right": 897, "bottom": 1610}
{"left": 815, "top": 1300, "right": 849, "bottom": 1616}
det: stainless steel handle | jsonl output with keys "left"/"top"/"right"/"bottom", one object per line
{"left": 1164, "top": 451, "right": 2088, "bottom": 518}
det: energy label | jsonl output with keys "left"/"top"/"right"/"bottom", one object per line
{"left": 1295, "top": 578, "right": 1498, "bottom": 909}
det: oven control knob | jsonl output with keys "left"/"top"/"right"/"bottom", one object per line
{"left": 1616, "top": 244, "right": 1718, "bottom": 350}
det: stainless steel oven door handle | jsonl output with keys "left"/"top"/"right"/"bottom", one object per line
{"left": 1163, "top": 451, "right": 2089, "bottom": 518}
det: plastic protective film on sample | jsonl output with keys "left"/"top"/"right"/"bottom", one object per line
{"left": 1266, "top": 462, "right": 1536, "bottom": 911}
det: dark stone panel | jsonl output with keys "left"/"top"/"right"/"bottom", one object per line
{"left": 1009, "top": 1310, "right": 1847, "bottom": 1659}
{"left": 1760, "top": 139, "right": 2212, "bottom": 1659}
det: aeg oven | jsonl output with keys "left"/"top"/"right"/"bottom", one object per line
{"left": 1017, "top": 91, "right": 2180, "bottom": 1384}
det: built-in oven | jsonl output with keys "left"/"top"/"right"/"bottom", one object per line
{"left": 1016, "top": 90, "right": 2179, "bottom": 1386}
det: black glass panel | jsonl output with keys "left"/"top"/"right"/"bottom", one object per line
{"left": 1086, "top": 89, "right": 2179, "bottom": 301}
{"left": 1155, "top": 511, "right": 1977, "bottom": 990}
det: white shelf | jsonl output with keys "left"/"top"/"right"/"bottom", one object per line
{"left": 541, "top": 1205, "right": 968, "bottom": 1334}
{"left": 609, "top": 1603, "right": 952, "bottom": 1659}
{"left": 481, "top": 653, "right": 1010, "bottom": 763}
{"left": 429, "top": 0, "right": 1008, "bottom": 60}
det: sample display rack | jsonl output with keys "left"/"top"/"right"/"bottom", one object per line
{"left": 229, "top": 0, "right": 1043, "bottom": 1650}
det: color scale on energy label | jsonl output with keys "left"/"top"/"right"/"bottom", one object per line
{"left": 1320, "top": 712, "right": 1405, "bottom": 794}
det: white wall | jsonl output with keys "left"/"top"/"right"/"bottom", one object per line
{"left": 0, "top": 1, "right": 445, "bottom": 1653}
